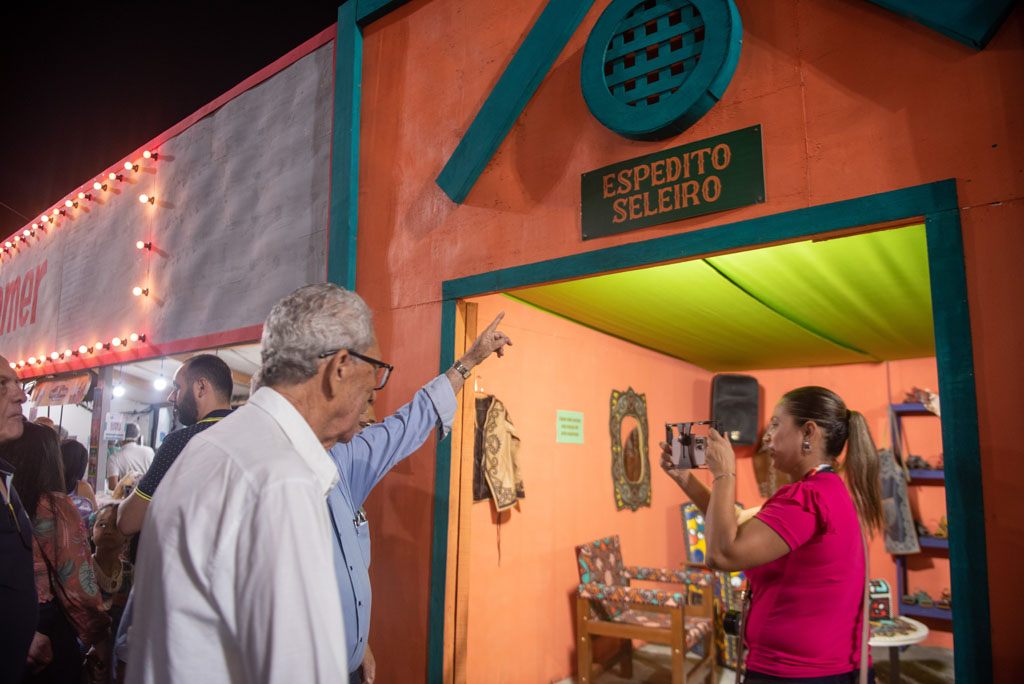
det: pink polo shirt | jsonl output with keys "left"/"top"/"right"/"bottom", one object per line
{"left": 744, "top": 472, "right": 866, "bottom": 677}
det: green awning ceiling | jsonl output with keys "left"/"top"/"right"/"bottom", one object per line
{"left": 507, "top": 224, "right": 933, "bottom": 372}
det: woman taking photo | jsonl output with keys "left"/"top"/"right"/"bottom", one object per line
{"left": 662, "top": 386, "right": 882, "bottom": 684}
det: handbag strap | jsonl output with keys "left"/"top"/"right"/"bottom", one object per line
{"left": 859, "top": 527, "right": 870, "bottom": 684}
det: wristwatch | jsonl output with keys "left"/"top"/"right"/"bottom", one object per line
{"left": 452, "top": 359, "right": 472, "bottom": 379}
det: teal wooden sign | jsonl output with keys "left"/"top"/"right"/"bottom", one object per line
{"left": 581, "top": 124, "right": 764, "bottom": 240}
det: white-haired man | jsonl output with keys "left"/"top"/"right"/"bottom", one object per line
{"left": 129, "top": 284, "right": 386, "bottom": 683}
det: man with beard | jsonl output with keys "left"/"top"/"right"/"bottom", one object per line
{"left": 117, "top": 353, "right": 235, "bottom": 535}
{"left": 112, "top": 354, "right": 233, "bottom": 680}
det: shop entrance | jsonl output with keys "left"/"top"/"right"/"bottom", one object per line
{"left": 429, "top": 181, "right": 987, "bottom": 683}
{"left": 21, "top": 343, "right": 260, "bottom": 495}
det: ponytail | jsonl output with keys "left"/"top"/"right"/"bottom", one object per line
{"left": 840, "top": 410, "right": 883, "bottom": 533}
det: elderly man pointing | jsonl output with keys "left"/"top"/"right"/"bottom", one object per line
{"left": 329, "top": 311, "right": 511, "bottom": 683}
{"left": 130, "top": 284, "right": 386, "bottom": 683}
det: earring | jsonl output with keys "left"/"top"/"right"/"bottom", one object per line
{"left": 802, "top": 441, "right": 810, "bottom": 451}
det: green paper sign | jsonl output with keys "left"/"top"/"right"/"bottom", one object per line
{"left": 581, "top": 125, "right": 765, "bottom": 240}
{"left": 556, "top": 410, "right": 584, "bottom": 444}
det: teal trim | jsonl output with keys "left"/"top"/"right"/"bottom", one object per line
{"left": 924, "top": 208, "right": 991, "bottom": 683}
{"left": 443, "top": 179, "right": 957, "bottom": 299}
{"left": 328, "top": 2, "right": 362, "bottom": 290}
{"left": 863, "top": 0, "right": 1016, "bottom": 50}
{"left": 426, "top": 298, "right": 458, "bottom": 683}
{"left": 356, "top": 0, "right": 414, "bottom": 27}
{"left": 429, "top": 179, "right": 990, "bottom": 681}
{"left": 435, "top": 0, "right": 596, "bottom": 203}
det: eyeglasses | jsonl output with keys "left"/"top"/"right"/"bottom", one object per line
{"left": 318, "top": 349, "right": 394, "bottom": 390}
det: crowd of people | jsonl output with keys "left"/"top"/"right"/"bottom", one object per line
{"left": 0, "top": 283, "right": 511, "bottom": 684}
{"left": 2, "top": 280, "right": 883, "bottom": 683}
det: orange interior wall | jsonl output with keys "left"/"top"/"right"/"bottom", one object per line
{"left": 462, "top": 295, "right": 714, "bottom": 683}
{"left": 354, "top": 0, "right": 1024, "bottom": 679}
{"left": 460, "top": 296, "right": 950, "bottom": 682}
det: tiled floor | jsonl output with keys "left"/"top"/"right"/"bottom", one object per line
{"left": 565, "top": 643, "right": 954, "bottom": 684}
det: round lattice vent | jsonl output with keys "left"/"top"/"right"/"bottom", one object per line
{"left": 581, "top": 0, "right": 742, "bottom": 140}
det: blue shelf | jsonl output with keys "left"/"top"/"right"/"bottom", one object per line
{"left": 918, "top": 537, "right": 949, "bottom": 549}
{"left": 900, "top": 602, "right": 952, "bottom": 621}
{"left": 909, "top": 469, "right": 944, "bottom": 481}
{"left": 891, "top": 402, "right": 934, "bottom": 416}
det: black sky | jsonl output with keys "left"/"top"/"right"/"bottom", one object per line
{"left": 1, "top": 3, "right": 343, "bottom": 238}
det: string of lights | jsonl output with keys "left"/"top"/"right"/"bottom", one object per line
{"left": 0, "top": 149, "right": 160, "bottom": 265}
{"left": 10, "top": 333, "right": 148, "bottom": 370}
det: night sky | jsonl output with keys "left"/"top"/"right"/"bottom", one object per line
{"left": 1, "top": 3, "right": 343, "bottom": 239}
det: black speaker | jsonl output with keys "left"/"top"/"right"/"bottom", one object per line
{"left": 711, "top": 374, "right": 760, "bottom": 446}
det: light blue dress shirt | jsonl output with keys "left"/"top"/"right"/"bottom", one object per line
{"left": 326, "top": 375, "right": 457, "bottom": 671}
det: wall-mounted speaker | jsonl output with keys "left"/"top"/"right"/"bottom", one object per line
{"left": 711, "top": 374, "right": 760, "bottom": 446}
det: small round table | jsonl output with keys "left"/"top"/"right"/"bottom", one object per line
{"left": 868, "top": 616, "right": 929, "bottom": 683}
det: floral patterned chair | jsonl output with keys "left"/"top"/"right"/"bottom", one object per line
{"left": 574, "top": 535, "right": 715, "bottom": 684}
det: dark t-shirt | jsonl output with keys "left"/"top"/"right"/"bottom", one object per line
{"left": 136, "top": 409, "right": 233, "bottom": 500}
{"left": 1, "top": 457, "right": 38, "bottom": 682}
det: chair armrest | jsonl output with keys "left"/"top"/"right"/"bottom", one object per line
{"left": 578, "top": 582, "right": 694, "bottom": 609}
{"left": 623, "top": 565, "right": 714, "bottom": 587}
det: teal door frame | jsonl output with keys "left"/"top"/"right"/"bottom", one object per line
{"left": 430, "top": 179, "right": 990, "bottom": 683}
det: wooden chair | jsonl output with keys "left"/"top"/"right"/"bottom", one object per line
{"left": 574, "top": 535, "right": 716, "bottom": 684}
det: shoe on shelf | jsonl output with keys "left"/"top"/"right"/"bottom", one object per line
{"left": 938, "top": 588, "right": 952, "bottom": 610}
{"left": 913, "top": 589, "right": 934, "bottom": 608}
{"left": 902, "top": 593, "right": 916, "bottom": 606}
{"left": 914, "top": 520, "right": 931, "bottom": 538}
{"left": 934, "top": 516, "right": 948, "bottom": 539}
{"left": 906, "top": 455, "right": 931, "bottom": 470}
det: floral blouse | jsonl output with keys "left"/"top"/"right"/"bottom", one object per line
{"left": 33, "top": 493, "right": 111, "bottom": 647}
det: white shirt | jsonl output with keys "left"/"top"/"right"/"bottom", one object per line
{"left": 128, "top": 387, "right": 348, "bottom": 683}
{"left": 108, "top": 442, "right": 155, "bottom": 478}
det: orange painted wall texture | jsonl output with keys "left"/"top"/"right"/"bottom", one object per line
{"left": 353, "top": 0, "right": 1024, "bottom": 680}
{"left": 461, "top": 294, "right": 948, "bottom": 682}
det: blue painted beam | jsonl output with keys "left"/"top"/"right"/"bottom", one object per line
{"left": 863, "top": 0, "right": 1017, "bottom": 50}
{"left": 924, "top": 207, "right": 991, "bottom": 683}
{"left": 442, "top": 179, "right": 958, "bottom": 299}
{"left": 356, "top": 0, "right": 415, "bottom": 27}
{"left": 427, "top": 298, "right": 458, "bottom": 684}
{"left": 436, "top": 0, "right": 596, "bottom": 204}
{"left": 328, "top": 2, "right": 363, "bottom": 290}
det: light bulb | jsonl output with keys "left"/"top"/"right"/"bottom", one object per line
{"left": 124, "top": 161, "right": 138, "bottom": 172}
{"left": 94, "top": 341, "right": 104, "bottom": 352}
{"left": 18, "top": 360, "right": 25, "bottom": 367}
{"left": 111, "top": 337, "right": 122, "bottom": 347}
{"left": 129, "top": 333, "right": 140, "bottom": 342}
{"left": 77, "top": 192, "right": 86, "bottom": 200}
{"left": 40, "top": 215, "right": 49, "bottom": 223}
{"left": 132, "top": 286, "right": 149, "bottom": 297}
{"left": 108, "top": 172, "right": 117, "bottom": 181}
{"left": 143, "top": 150, "right": 152, "bottom": 159}
{"left": 153, "top": 376, "right": 168, "bottom": 391}
{"left": 63, "top": 349, "right": 72, "bottom": 357}
{"left": 78, "top": 345, "right": 88, "bottom": 354}
{"left": 22, "top": 229, "right": 30, "bottom": 237}
{"left": 8, "top": 362, "right": 15, "bottom": 369}
{"left": 50, "top": 352, "right": 59, "bottom": 360}
{"left": 27, "top": 356, "right": 36, "bottom": 365}
{"left": 65, "top": 200, "right": 73, "bottom": 208}
{"left": 112, "top": 384, "right": 126, "bottom": 398}
{"left": 93, "top": 182, "right": 103, "bottom": 191}
{"left": 4, "top": 242, "right": 11, "bottom": 249}
{"left": 139, "top": 194, "right": 155, "bottom": 204}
